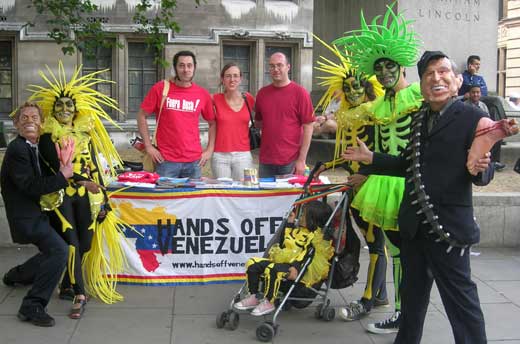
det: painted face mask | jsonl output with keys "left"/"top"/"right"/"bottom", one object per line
{"left": 53, "top": 97, "right": 75, "bottom": 125}
{"left": 374, "top": 59, "right": 400, "bottom": 90}
{"left": 343, "top": 76, "right": 366, "bottom": 107}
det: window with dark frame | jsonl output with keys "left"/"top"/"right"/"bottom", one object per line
{"left": 264, "top": 46, "right": 293, "bottom": 86}
{"left": 128, "top": 43, "right": 158, "bottom": 119}
{"left": 0, "top": 41, "right": 12, "bottom": 120}
{"left": 82, "top": 45, "right": 114, "bottom": 117}
{"left": 223, "top": 44, "right": 251, "bottom": 93}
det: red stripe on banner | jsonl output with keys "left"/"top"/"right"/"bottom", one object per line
{"left": 116, "top": 273, "right": 245, "bottom": 279}
{"left": 111, "top": 190, "right": 302, "bottom": 200}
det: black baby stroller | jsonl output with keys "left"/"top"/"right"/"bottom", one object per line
{"left": 216, "top": 163, "right": 360, "bottom": 342}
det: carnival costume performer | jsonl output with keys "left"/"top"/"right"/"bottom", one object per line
{"left": 27, "top": 63, "right": 132, "bottom": 317}
{"left": 313, "top": 35, "right": 391, "bottom": 320}
{"left": 333, "top": 3, "right": 423, "bottom": 332}
{"left": 233, "top": 201, "right": 334, "bottom": 317}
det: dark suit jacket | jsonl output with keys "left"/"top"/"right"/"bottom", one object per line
{"left": 0, "top": 135, "right": 68, "bottom": 244}
{"left": 370, "top": 100, "right": 491, "bottom": 245}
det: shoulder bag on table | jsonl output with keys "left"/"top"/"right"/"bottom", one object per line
{"left": 243, "top": 92, "right": 261, "bottom": 150}
{"left": 143, "top": 80, "right": 170, "bottom": 172}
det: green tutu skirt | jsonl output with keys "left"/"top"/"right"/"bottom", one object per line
{"left": 351, "top": 174, "right": 404, "bottom": 231}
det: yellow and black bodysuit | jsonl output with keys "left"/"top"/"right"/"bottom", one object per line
{"left": 245, "top": 225, "right": 333, "bottom": 302}
{"left": 39, "top": 116, "right": 105, "bottom": 298}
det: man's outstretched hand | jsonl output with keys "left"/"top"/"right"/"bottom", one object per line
{"left": 341, "top": 138, "right": 374, "bottom": 165}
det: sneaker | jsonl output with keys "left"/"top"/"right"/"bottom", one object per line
{"left": 251, "top": 299, "right": 275, "bottom": 316}
{"left": 374, "top": 297, "right": 390, "bottom": 308}
{"left": 234, "top": 294, "right": 259, "bottom": 310}
{"left": 366, "top": 311, "right": 401, "bottom": 334}
{"left": 339, "top": 300, "right": 369, "bottom": 321}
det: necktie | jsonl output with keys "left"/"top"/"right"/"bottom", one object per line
{"left": 29, "top": 145, "right": 41, "bottom": 174}
{"left": 428, "top": 111, "right": 440, "bottom": 133}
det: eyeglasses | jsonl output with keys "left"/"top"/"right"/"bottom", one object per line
{"left": 268, "top": 63, "right": 286, "bottom": 71}
{"left": 223, "top": 74, "right": 241, "bottom": 80}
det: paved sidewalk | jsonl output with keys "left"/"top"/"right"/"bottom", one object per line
{"left": 1, "top": 245, "right": 519, "bottom": 344}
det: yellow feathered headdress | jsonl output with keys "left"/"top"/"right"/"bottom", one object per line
{"left": 26, "top": 61, "right": 123, "bottom": 177}
{"left": 313, "top": 35, "right": 384, "bottom": 167}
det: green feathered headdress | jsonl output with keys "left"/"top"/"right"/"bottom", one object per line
{"left": 332, "top": 2, "right": 422, "bottom": 77}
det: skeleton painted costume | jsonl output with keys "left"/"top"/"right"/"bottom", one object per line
{"left": 314, "top": 35, "right": 389, "bottom": 313}
{"left": 333, "top": 3, "right": 422, "bottom": 322}
{"left": 351, "top": 84, "right": 422, "bottom": 229}
{"left": 28, "top": 63, "right": 130, "bottom": 304}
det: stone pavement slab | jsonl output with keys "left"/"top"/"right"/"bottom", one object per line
{"left": 0, "top": 246, "right": 519, "bottom": 344}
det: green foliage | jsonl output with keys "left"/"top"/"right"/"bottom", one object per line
{"left": 28, "top": 0, "right": 203, "bottom": 66}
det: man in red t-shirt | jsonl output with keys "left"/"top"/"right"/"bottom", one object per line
{"left": 137, "top": 50, "right": 216, "bottom": 178}
{"left": 255, "top": 52, "right": 314, "bottom": 178}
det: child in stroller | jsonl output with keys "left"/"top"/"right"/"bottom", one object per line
{"left": 233, "top": 200, "right": 334, "bottom": 316}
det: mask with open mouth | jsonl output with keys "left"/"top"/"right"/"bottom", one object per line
{"left": 374, "top": 59, "right": 400, "bottom": 90}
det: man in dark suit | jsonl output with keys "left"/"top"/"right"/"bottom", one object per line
{"left": 1, "top": 102, "right": 74, "bottom": 327}
{"left": 342, "top": 52, "right": 492, "bottom": 344}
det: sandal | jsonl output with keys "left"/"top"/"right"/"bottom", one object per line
{"left": 58, "top": 288, "right": 75, "bottom": 301}
{"left": 69, "top": 297, "right": 87, "bottom": 319}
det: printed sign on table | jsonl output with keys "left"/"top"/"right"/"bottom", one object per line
{"left": 110, "top": 188, "right": 301, "bottom": 286}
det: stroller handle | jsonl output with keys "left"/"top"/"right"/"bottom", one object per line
{"left": 303, "top": 162, "right": 324, "bottom": 190}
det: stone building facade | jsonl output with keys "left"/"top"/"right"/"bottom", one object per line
{"left": 498, "top": 0, "right": 520, "bottom": 98}
{"left": 0, "top": 0, "right": 499, "bottom": 145}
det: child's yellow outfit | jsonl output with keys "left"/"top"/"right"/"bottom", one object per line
{"left": 245, "top": 224, "right": 334, "bottom": 303}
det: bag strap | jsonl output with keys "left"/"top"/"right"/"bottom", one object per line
{"left": 151, "top": 79, "right": 170, "bottom": 145}
{"left": 242, "top": 92, "right": 255, "bottom": 126}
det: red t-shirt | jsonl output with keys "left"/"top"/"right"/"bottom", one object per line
{"left": 213, "top": 92, "right": 254, "bottom": 153}
{"left": 255, "top": 82, "right": 314, "bottom": 165}
{"left": 141, "top": 80, "right": 215, "bottom": 162}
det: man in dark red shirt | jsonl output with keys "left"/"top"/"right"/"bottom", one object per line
{"left": 254, "top": 52, "right": 315, "bottom": 178}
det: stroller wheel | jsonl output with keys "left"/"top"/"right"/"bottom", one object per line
{"left": 256, "top": 322, "right": 276, "bottom": 342}
{"left": 216, "top": 311, "right": 228, "bottom": 329}
{"left": 227, "top": 311, "right": 239, "bottom": 330}
{"left": 314, "top": 304, "right": 324, "bottom": 319}
{"left": 322, "top": 306, "right": 335, "bottom": 322}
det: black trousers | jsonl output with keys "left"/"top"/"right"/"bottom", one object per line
{"left": 394, "top": 229, "right": 486, "bottom": 344}
{"left": 20, "top": 220, "right": 68, "bottom": 309}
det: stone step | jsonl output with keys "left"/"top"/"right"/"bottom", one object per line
{"left": 500, "top": 141, "right": 520, "bottom": 164}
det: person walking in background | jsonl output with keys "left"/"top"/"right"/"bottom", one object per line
{"left": 255, "top": 52, "right": 315, "bottom": 178}
{"left": 138, "top": 50, "right": 216, "bottom": 178}
{"left": 211, "top": 62, "right": 255, "bottom": 181}
{"left": 459, "top": 55, "right": 488, "bottom": 98}
{"left": 1, "top": 102, "right": 73, "bottom": 327}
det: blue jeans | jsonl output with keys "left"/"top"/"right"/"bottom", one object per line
{"left": 259, "top": 162, "right": 295, "bottom": 178}
{"left": 156, "top": 160, "right": 201, "bottom": 179}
